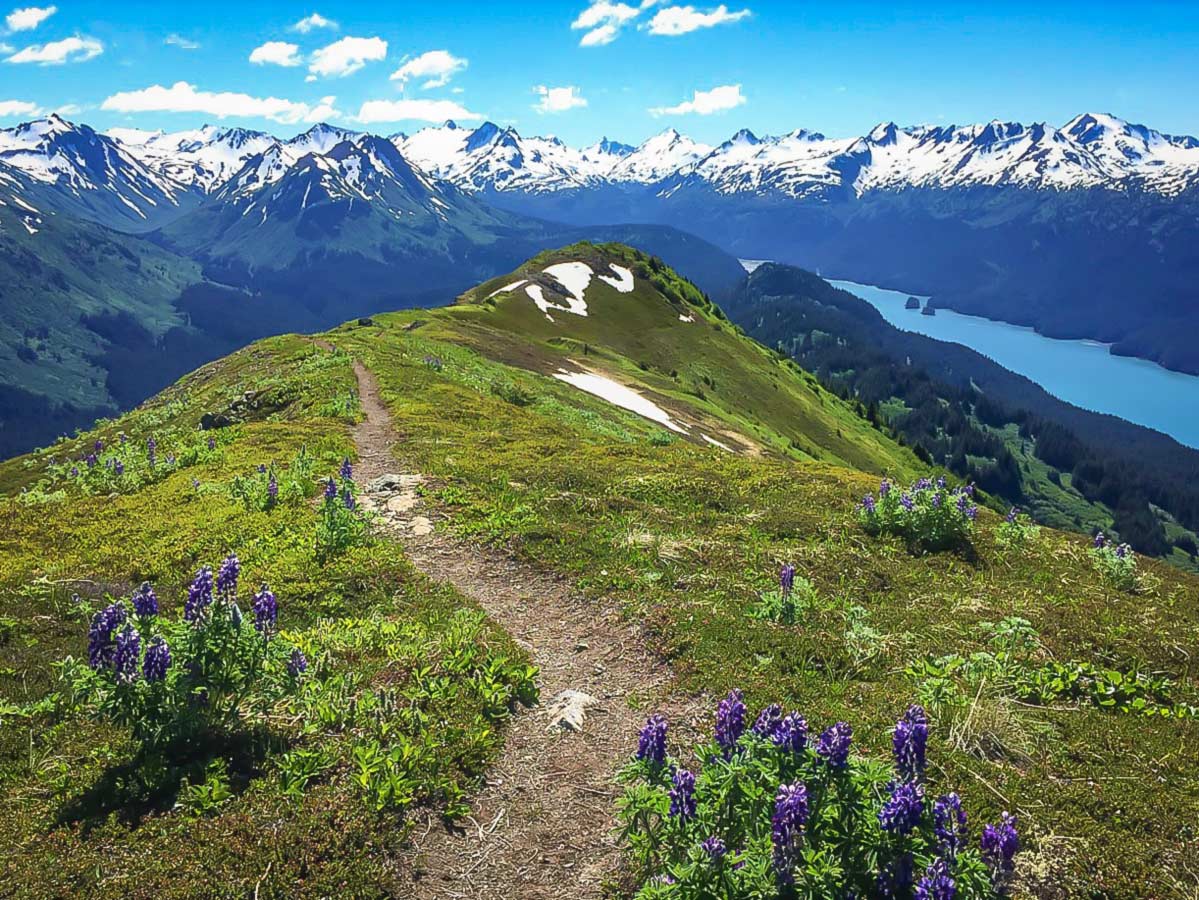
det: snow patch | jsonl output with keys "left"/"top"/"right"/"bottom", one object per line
{"left": 679, "top": 314, "right": 695, "bottom": 323}
{"left": 526, "top": 262, "right": 593, "bottom": 317}
{"left": 553, "top": 369, "right": 688, "bottom": 434}
{"left": 701, "top": 434, "right": 735, "bottom": 452}
{"left": 597, "top": 263, "right": 634, "bottom": 293}
{"left": 486, "top": 279, "right": 526, "bottom": 299}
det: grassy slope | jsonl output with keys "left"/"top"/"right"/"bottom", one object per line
{"left": 0, "top": 244, "right": 1196, "bottom": 897}
{"left": 0, "top": 337, "right": 533, "bottom": 898}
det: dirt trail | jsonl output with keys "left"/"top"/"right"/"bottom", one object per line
{"left": 344, "top": 359, "right": 697, "bottom": 899}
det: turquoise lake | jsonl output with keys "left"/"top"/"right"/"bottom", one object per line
{"left": 829, "top": 279, "right": 1199, "bottom": 450}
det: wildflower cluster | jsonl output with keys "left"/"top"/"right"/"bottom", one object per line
{"left": 65, "top": 555, "right": 306, "bottom": 752}
{"left": 1089, "top": 532, "right": 1139, "bottom": 592}
{"left": 996, "top": 507, "right": 1040, "bottom": 551}
{"left": 228, "top": 447, "right": 319, "bottom": 512}
{"left": 619, "top": 693, "right": 1020, "bottom": 898}
{"left": 315, "top": 459, "right": 369, "bottom": 560}
{"left": 749, "top": 564, "right": 819, "bottom": 625}
{"left": 47, "top": 430, "right": 220, "bottom": 496}
{"left": 858, "top": 477, "right": 978, "bottom": 551}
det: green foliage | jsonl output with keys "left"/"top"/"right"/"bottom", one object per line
{"left": 61, "top": 567, "right": 304, "bottom": 755}
{"left": 177, "top": 759, "right": 235, "bottom": 818}
{"left": 905, "top": 617, "right": 1197, "bottom": 719}
{"left": 995, "top": 509, "right": 1040, "bottom": 551}
{"left": 858, "top": 478, "right": 977, "bottom": 552}
{"left": 618, "top": 705, "right": 1001, "bottom": 899}
{"left": 748, "top": 576, "right": 819, "bottom": 625}
{"left": 315, "top": 476, "right": 369, "bottom": 562}
{"left": 1089, "top": 539, "right": 1140, "bottom": 592}
{"left": 229, "top": 446, "right": 318, "bottom": 511}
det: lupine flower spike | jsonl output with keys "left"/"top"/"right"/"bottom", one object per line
{"left": 669, "top": 768, "right": 697, "bottom": 820}
{"left": 715, "top": 689, "right": 746, "bottom": 758}
{"left": 636, "top": 714, "right": 668, "bottom": 767}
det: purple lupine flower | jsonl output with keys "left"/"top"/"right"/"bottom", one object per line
{"left": 772, "top": 713, "right": 807, "bottom": 753}
{"left": 771, "top": 782, "right": 809, "bottom": 884}
{"left": 816, "top": 721, "right": 852, "bottom": 768}
{"left": 862, "top": 495, "right": 877, "bottom": 514}
{"left": 636, "top": 714, "right": 668, "bottom": 767}
{"left": 94, "top": 439, "right": 104, "bottom": 453}
{"left": 287, "top": 647, "right": 308, "bottom": 677}
{"left": 962, "top": 483, "right": 976, "bottom": 496}
{"left": 700, "top": 836, "right": 726, "bottom": 862}
{"left": 342, "top": 487, "right": 356, "bottom": 511}
{"left": 893, "top": 704, "right": 928, "bottom": 781}
{"left": 669, "top": 768, "right": 696, "bottom": 820}
{"left": 70, "top": 466, "right": 79, "bottom": 477}
{"left": 87, "top": 602, "right": 127, "bottom": 669}
{"left": 166, "top": 454, "right": 176, "bottom": 467}
{"left": 119, "top": 433, "right": 127, "bottom": 445}
{"left": 779, "top": 564, "right": 795, "bottom": 597}
{"left": 981, "top": 813, "right": 1020, "bottom": 886}
{"left": 86, "top": 453, "right": 97, "bottom": 468}
{"left": 257, "top": 464, "right": 267, "bottom": 474}
{"left": 324, "top": 477, "right": 337, "bottom": 501}
{"left": 113, "top": 625, "right": 140, "bottom": 683}
{"left": 207, "top": 435, "right": 216, "bottom": 451}
{"left": 877, "top": 854, "right": 914, "bottom": 900}
{"left": 147, "top": 436, "right": 157, "bottom": 466}
{"left": 143, "top": 637, "right": 171, "bottom": 682}
{"left": 113, "top": 460, "right": 124, "bottom": 477}
{"left": 267, "top": 473, "right": 278, "bottom": 504}
{"left": 1006, "top": 507, "right": 1019, "bottom": 525}
{"left": 216, "top": 554, "right": 240, "bottom": 599}
{"left": 878, "top": 780, "right": 925, "bottom": 835}
{"left": 956, "top": 493, "right": 969, "bottom": 513}
{"left": 340, "top": 458, "right": 353, "bottom": 481}
{"left": 1115, "top": 543, "right": 1129, "bottom": 560}
{"left": 252, "top": 584, "right": 278, "bottom": 635}
{"left": 879, "top": 479, "right": 891, "bottom": 497}
{"left": 1093, "top": 532, "right": 1106, "bottom": 549}
{"left": 915, "top": 858, "right": 956, "bottom": 900}
{"left": 753, "top": 704, "right": 783, "bottom": 739}
{"left": 915, "top": 478, "right": 932, "bottom": 491}
{"left": 184, "top": 565, "right": 214, "bottom": 622}
{"left": 715, "top": 689, "right": 746, "bottom": 757}
{"left": 932, "top": 491, "right": 944, "bottom": 508}
{"left": 933, "top": 793, "right": 969, "bottom": 858}
{"left": 936, "top": 476, "right": 947, "bottom": 489}
{"left": 131, "top": 581, "right": 158, "bottom": 618}
{"left": 900, "top": 493, "right": 915, "bottom": 511}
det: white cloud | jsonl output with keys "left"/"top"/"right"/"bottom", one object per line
{"left": 308, "top": 35, "right": 387, "bottom": 78}
{"left": 646, "top": 4, "right": 750, "bottom": 35}
{"left": 249, "top": 41, "right": 301, "bottom": 67}
{"left": 356, "top": 98, "right": 482, "bottom": 125}
{"left": 292, "top": 12, "right": 337, "bottom": 33}
{"left": 571, "top": 1, "right": 640, "bottom": 46}
{"left": 53, "top": 102, "right": 79, "bottom": 115}
{"left": 389, "top": 49, "right": 467, "bottom": 89}
{"left": 5, "top": 35, "right": 102, "bottom": 64}
{"left": 649, "top": 83, "right": 745, "bottom": 116}
{"left": 0, "top": 98, "right": 41, "bottom": 117}
{"left": 164, "top": 34, "right": 200, "bottom": 50}
{"left": 101, "top": 81, "right": 340, "bottom": 125}
{"left": 533, "top": 85, "right": 587, "bottom": 114}
{"left": 5, "top": 5, "right": 56, "bottom": 32}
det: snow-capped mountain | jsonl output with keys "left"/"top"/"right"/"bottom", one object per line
{"left": 0, "top": 114, "right": 192, "bottom": 228}
{"left": 108, "top": 124, "right": 276, "bottom": 194}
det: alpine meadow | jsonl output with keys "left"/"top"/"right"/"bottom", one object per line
{"left": 1, "top": 3, "right": 1198, "bottom": 899}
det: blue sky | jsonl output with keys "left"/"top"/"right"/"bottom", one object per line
{"left": 2, "top": 0, "right": 1198, "bottom": 143}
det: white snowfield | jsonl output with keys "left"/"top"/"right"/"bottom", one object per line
{"left": 486, "top": 260, "right": 637, "bottom": 320}
{"left": 553, "top": 370, "right": 688, "bottom": 434}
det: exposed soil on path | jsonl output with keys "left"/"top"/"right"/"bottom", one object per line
{"left": 342, "top": 357, "right": 701, "bottom": 899}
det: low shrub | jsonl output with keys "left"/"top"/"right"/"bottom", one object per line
{"left": 1089, "top": 532, "right": 1139, "bottom": 592}
{"left": 61, "top": 555, "right": 306, "bottom": 755}
{"left": 316, "top": 460, "right": 370, "bottom": 561}
{"left": 749, "top": 564, "right": 819, "bottom": 625}
{"left": 858, "top": 477, "right": 978, "bottom": 551}
{"left": 618, "top": 693, "right": 1020, "bottom": 898}
{"left": 995, "top": 507, "right": 1039, "bottom": 551}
